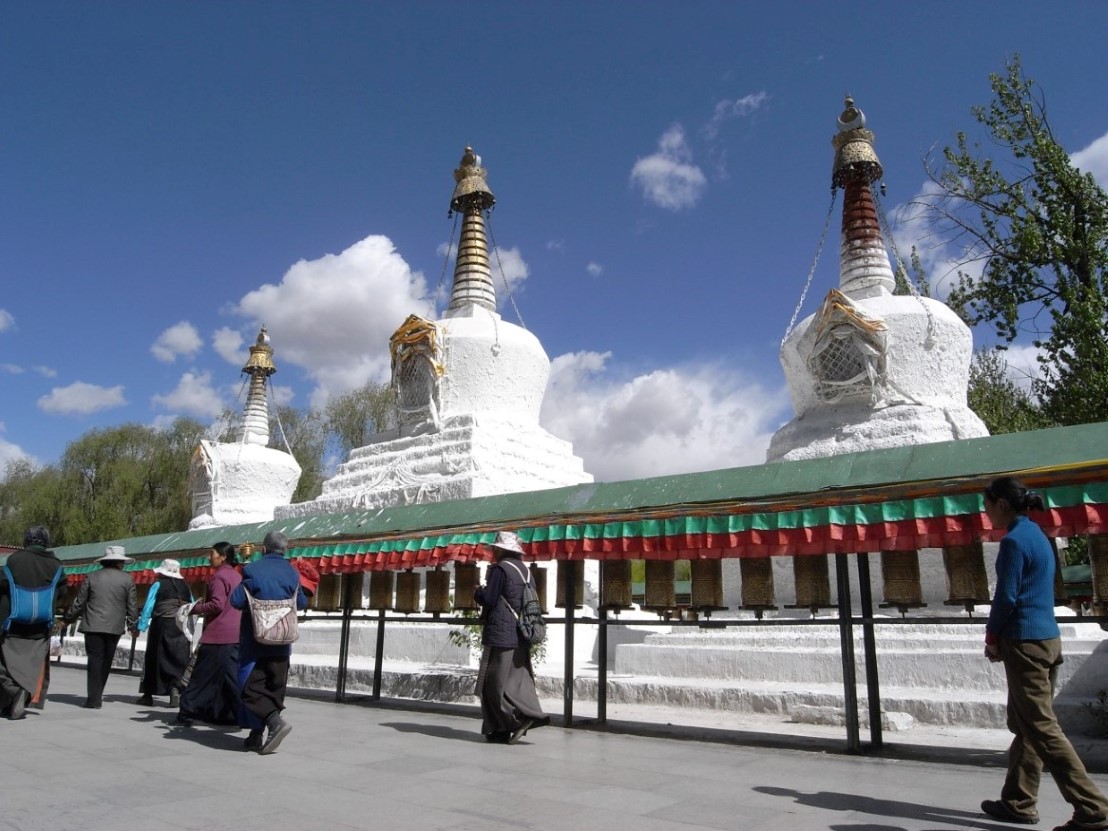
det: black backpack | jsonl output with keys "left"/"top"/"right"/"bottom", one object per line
{"left": 499, "top": 560, "right": 546, "bottom": 646}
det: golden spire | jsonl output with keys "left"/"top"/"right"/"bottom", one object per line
{"left": 240, "top": 327, "right": 275, "bottom": 445}
{"left": 447, "top": 147, "right": 497, "bottom": 312}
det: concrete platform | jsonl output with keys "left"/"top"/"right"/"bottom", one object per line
{"left": 6, "top": 665, "right": 1108, "bottom": 830}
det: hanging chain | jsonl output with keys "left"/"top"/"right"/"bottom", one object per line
{"left": 484, "top": 209, "right": 527, "bottom": 330}
{"left": 782, "top": 189, "right": 838, "bottom": 346}
{"left": 429, "top": 211, "right": 459, "bottom": 317}
{"left": 872, "top": 186, "right": 935, "bottom": 333}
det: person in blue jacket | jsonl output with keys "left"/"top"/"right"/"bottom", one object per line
{"left": 979, "top": 477, "right": 1108, "bottom": 831}
{"left": 230, "top": 531, "right": 307, "bottom": 755}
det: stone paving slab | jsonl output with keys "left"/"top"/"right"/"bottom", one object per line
{"left": 2, "top": 665, "right": 1106, "bottom": 830}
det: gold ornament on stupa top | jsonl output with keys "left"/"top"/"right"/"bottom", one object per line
{"left": 450, "top": 146, "right": 496, "bottom": 214}
{"left": 832, "top": 97, "right": 883, "bottom": 189}
{"left": 242, "top": 326, "right": 277, "bottom": 377}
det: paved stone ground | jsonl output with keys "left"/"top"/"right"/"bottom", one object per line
{"left": 3, "top": 664, "right": 1107, "bottom": 830}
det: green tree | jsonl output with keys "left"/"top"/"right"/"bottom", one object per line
{"left": 967, "top": 348, "right": 1048, "bottom": 435}
{"left": 271, "top": 405, "right": 326, "bottom": 503}
{"left": 912, "top": 55, "right": 1108, "bottom": 426}
{"left": 323, "top": 380, "right": 395, "bottom": 460}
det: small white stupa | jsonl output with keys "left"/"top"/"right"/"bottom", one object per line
{"left": 188, "top": 328, "right": 302, "bottom": 528}
{"left": 278, "top": 147, "right": 591, "bottom": 517}
{"left": 768, "top": 99, "right": 989, "bottom": 462}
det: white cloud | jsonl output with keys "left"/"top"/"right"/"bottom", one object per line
{"left": 34, "top": 366, "right": 57, "bottom": 378}
{"left": 232, "top": 235, "right": 431, "bottom": 403}
{"left": 0, "top": 309, "right": 13, "bottom": 332}
{"left": 151, "top": 371, "right": 225, "bottom": 418}
{"left": 546, "top": 239, "right": 565, "bottom": 252}
{"left": 0, "top": 422, "right": 32, "bottom": 468}
{"left": 891, "top": 181, "right": 986, "bottom": 299}
{"left": 703, "top": 91, "right": 769, "bottom": 140}
{"left": 630, "top": 124, "right": 708, "bottom": 211}
{"left": 1072, "top": 130, "right": 1108, "bottom": 189}
{"left": 541, "top": 351, "right": 790, "bottom": 482}
{"left": 38, "top": 382, "right": 127, "bottom": 415}
{"left": 997, "top": 343, "right": 1042, "bottom": 394}
{"left": 585, "top": 262, "right": 603, "bottom": 277}
{"left": 270, "top": 384, "right": 296, "bottom": 407}
{"left": 212, "top": 327, "right": 246, "bottom": 366}
{"left": 1, "top": 363, "right": 22, "bottom": 374}
{"left": 490, "top": 246, "right": 529, "bottom": 302}
{"left": 151, "top": 321, "right": 203, "bottom": 363}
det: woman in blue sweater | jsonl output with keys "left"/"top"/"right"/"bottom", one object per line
{"left": 980, "top": 477, "right": 1108, "bottom": 831}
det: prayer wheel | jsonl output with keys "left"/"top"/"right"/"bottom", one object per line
{"left": 789, "top": 554, "right": 831, "bottom": 611}
{"left": 690, "top": 559, "right": 726, "bottom": 612}
{"left": 1089, "top": 534, "right": 1108, "bottom": 615}
{"left": 879, "top": 550, "right": 925, "bottom": 611}
{"left": 739, "top": 557, "right": 777, "bottom": 611}
{"left": 643, "top": 560, "right": 676, "bottom": 611}
{"left": 424, "top": 568, "right": 451, "bottom": 615}
{"left": 368, "top": 571, "right": 395, "bottom": 611}
{"left": 239, "top": 542, "right": 255, "bottom": 560}
{"left": 555, "top": 560, "right": 585, "bottom": 609}
{"left": 529, "top": 564, "right": 548, "bottom": 613}
{"left": 395, "top": 570, "right": 421, "bottom": 614}
{"left": 312, "top": 574, "right": 342, "bottom": 612}
{"left": 600, "top": 560, "right": 633, "bottom": 611}
{"left": 345, "top": 573, "right": 366, "bottom": 610}
{"left": 452, "top": 563, "right": 479, "bottom": 611}
{"left": 942, "top": 542, "right": 990, "bottom": 609}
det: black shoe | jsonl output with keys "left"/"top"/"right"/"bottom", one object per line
{"left": 485, "top": 731, "right": 510, "bottom": 744}
{"left": 260, "top": 718, "right": 292, "bottom": 755}
{"left": 168, "top": 689, "right": 180, "bottom": 708}
{"left": 136, "top": 694, "right": 153, "bottom": 706}
{"left": 9, "top": 690, "right": 27, "bottom": 720}
{"left": 82, "top": 700, "right": 102, "bottom": 709}
{"left": 173, "top": 714, "right": 193, "bottom": 727}
{"left": 508, "top": 718, "right": 534, "bottom": 745}
{"left": 244, "top": 729, "right": 264, "bottom": 751}
{"left": 981, "top": 799, "right": 1040, "bottom": 825}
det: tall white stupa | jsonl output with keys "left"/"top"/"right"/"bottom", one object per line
{"left": 188, "top": 327, "right": 302, "bottom": 528}
{"left": 279, "top": 147, "right": 592, "bottom": 517}
{"left": 768, "top": 99, "right": 989, "bottom": 462}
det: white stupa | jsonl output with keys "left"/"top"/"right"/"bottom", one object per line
{"left": 768, "top": 99, "right": 989, "bottom": 462}
{"left": 278, "top": 147, "right": 591, "bottom": 517}
{"left": 188, "top": 328, "right": 302, "bottom": 529}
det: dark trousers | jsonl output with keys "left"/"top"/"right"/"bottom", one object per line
{"left": 1000, "top": 637, "right": 1108, "bottom": 824}
{"left": 83, "top": 632, "right": 122, "bottom": 707}
{"left": 241, "top": 655, "right": 289, "bottom": 726}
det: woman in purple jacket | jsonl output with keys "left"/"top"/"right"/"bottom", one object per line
{"left": 175, "top": 542, "right": 243, "bottom": 727}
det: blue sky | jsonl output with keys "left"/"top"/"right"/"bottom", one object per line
{"left": 3, "top": 2, "right": 1107, "bottom": 482}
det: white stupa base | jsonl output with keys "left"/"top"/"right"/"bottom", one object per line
{"left": 277, "top": 413, "right": 592, "bottom": 517}
{"left": 767, "top": 401, "right": 989, "bottom": 462}
{"left": 189, "top": 441, "right": 302, "bottom": 529}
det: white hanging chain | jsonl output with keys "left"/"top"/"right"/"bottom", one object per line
{"left": 268, "top": 382, "right": 295, "bottom": 456}
{"left": 484, "top": 209, "right": 527, "bottom": 330}
{"left": 872, "top": 186, "right": 935, "bottom": 334}
{"left": 782, "top": 190, "right": 838, "bottom": 346}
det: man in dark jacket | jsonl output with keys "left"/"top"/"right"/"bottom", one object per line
{"left": 63, "top": 546, "right": 138, "bottom": 709}
{"left": 0, "top": 526, "right": 66, "bottom": 719}
{"left": 230, "top": 531, "right": 307, "bottom": 754}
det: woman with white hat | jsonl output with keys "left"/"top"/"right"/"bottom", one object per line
{"left": 61, "top": 546, "right": 138, "bottom": 709}
{"left": 135, "top": 558, "right": 192, "bottom": 707}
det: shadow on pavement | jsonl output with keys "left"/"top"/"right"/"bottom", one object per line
{"left": 379, "top": 720, "right": 486, "bottom": 743}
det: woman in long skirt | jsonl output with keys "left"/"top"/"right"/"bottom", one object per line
{"left": 176, "top": 542, "right": 243, "bottom": 726}
{"left": 136, "top": 559, "right": 191, "bottom": 706}
{"left": 474, "top": 531, "right": 548, "bottom": 744}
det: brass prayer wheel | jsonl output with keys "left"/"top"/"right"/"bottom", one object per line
{"left": 312, "top": 574, "right": 342, "bottom": 612}
{"left": 600, "top": 560, "right": 633, "bottom": 611}
{"left": 690, "top": 559, "right": 726, "bottom": 611}
{"left": 942, "top": 542, "right": 990, "bottom": 609}
{"left": 346, "top": 573, "right": 366, "bottom": 610}
{"left": 880, "top": 550, "right": 925, "bottom": 610}
{"left": 644, "top": 560, "right": 676, "bottom": 611}
{"left": 368, "top": 571, "right": 395, "bottom": 611}
{"left": 1089, "top": 534, "right": 1108, "bottom": 613}
{"left": 424, "top": 568, "right": 451, "bottom": 615}
{"left": 395, "top": 570, "right": 421, "bottom": 614}
{"left": 555, "top": 560, "right": 585, "bottom": 609}
{"left": 452, "top": 563, "right": 479, "bottom": 611}
{"left": 789, "top": 554, "right": 831, "bottom": 610}
{"left": 739, "top": 557, "right": 777, "bottom": 610}
{"left": 529, "top": 563, "right": 548, "bottom": 613}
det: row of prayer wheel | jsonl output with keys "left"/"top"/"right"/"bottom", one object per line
{"left": 306, "top": 561, "right": 587, "bottom": 614}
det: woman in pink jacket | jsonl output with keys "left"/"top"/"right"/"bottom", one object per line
{"left": 175, "top": 542, "right": 243, "bottom": 726}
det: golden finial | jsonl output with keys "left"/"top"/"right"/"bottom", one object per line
{"left": 241, "top": 326, "right": 277, "bottom": 377}
{"left": 831, "top": 96, "right": 882, "bottom": 188}
{"left": 450, "top": 146, "right": 496, "bottom": 214}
